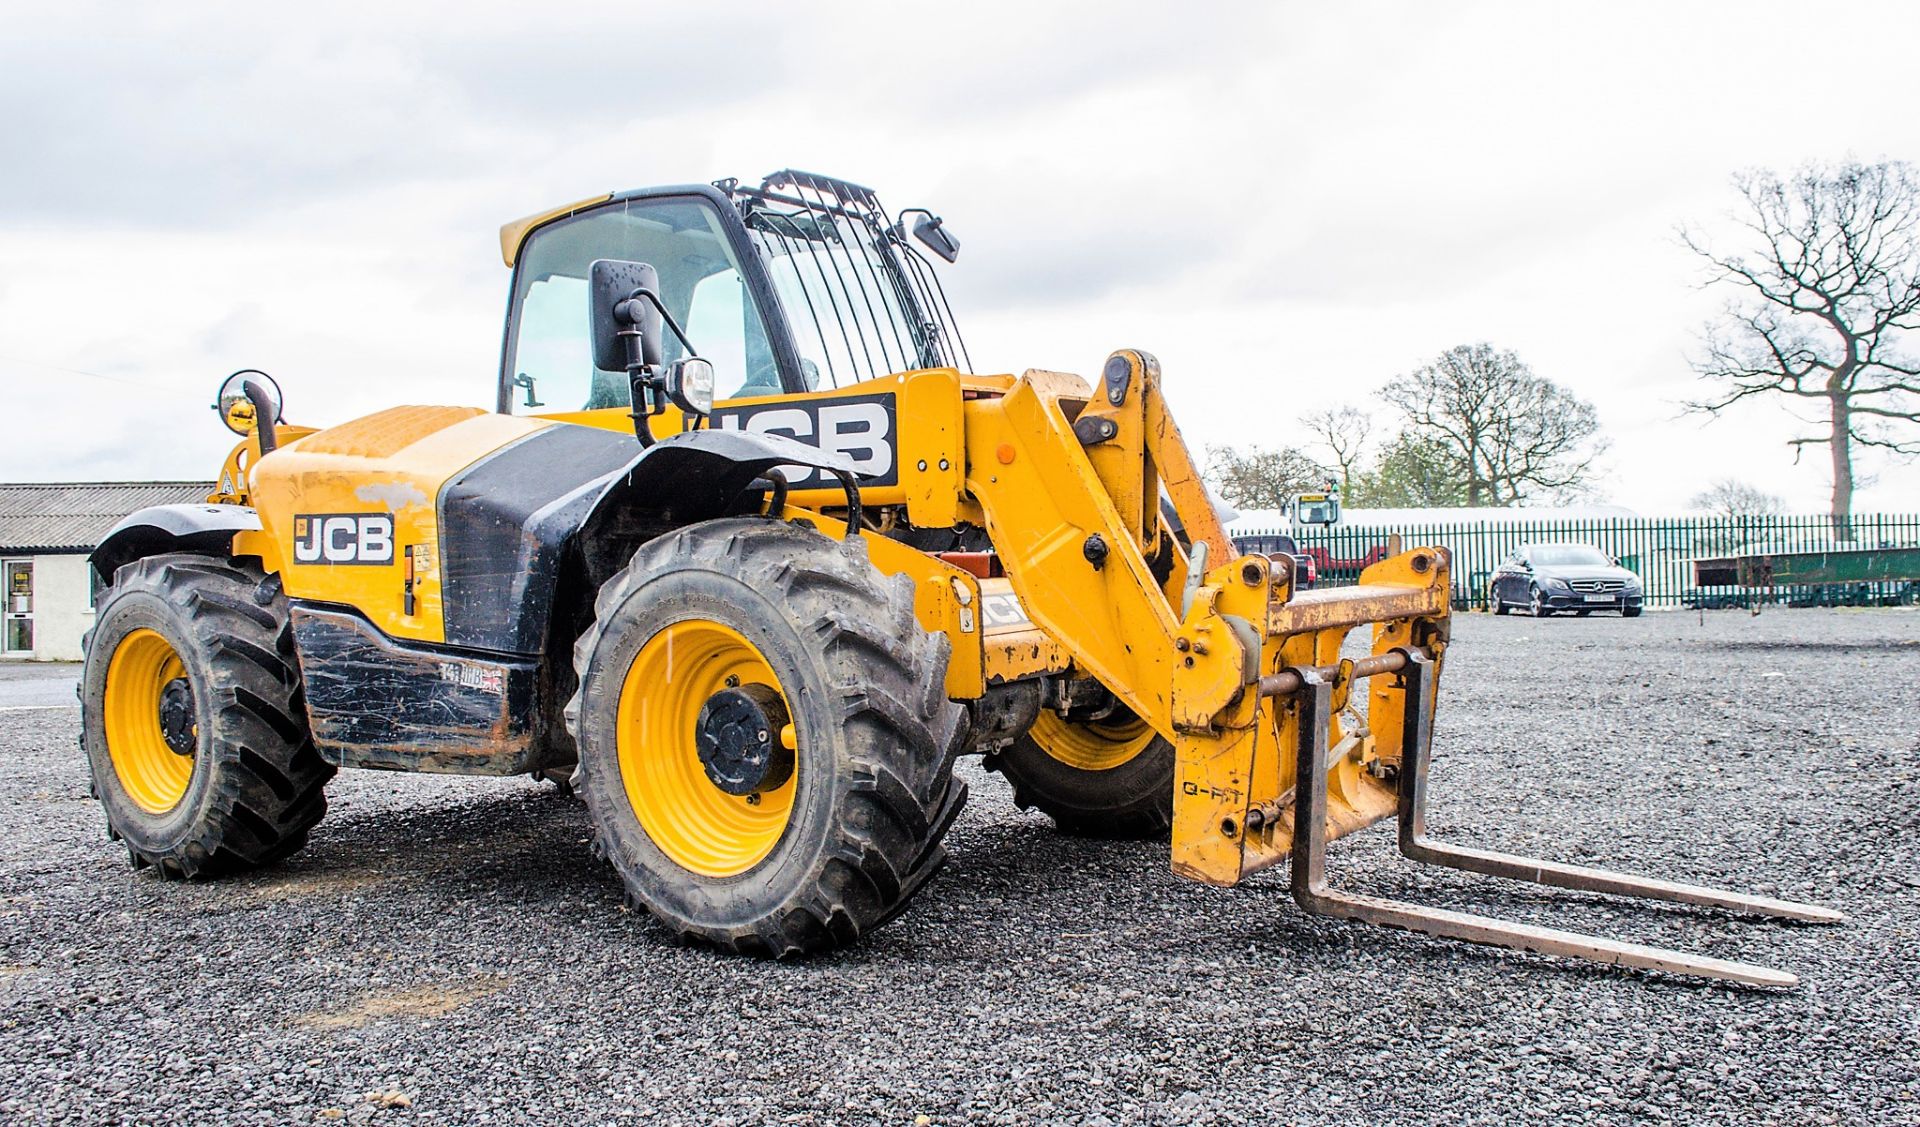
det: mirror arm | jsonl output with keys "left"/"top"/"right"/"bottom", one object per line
{"left": 616, "top": 287, "right": 703, "bottom": 448}
{"left": 618, "top": 287, "right": 697, "bottom": 357}
{"left": 243, "top": 379, "right": 279, "bottom": 455}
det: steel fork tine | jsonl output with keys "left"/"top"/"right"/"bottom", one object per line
{"left": 1286, "top": 665, "right": 1806, "bottom": 988}
{"left": 1393, "top": 652, "right": 1843, "bottom": 925}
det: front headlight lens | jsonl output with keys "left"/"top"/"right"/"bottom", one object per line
{"left": 1545, "top": 577, "right": 1570, "bottom": 591}
{"left": 666, "top": 357, "right": 716, "bottom": 416}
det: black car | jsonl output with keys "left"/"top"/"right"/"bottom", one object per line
{"left": 1489, "top": 542, "right": 1643, "bottom": 617}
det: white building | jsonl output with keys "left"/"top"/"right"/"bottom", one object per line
{"left": 0, "top": 482, "right": 212, "bottom": 661}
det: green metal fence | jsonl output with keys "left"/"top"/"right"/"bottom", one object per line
{"left": 1238, "top": 513, "right": 1920, "bottom": 610}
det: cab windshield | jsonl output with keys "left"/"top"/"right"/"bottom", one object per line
{"left": 505, "top": 197, "right": 781, "bottom": 414}
{"left": 732, "top": 171, "right": 967, "bottom": 389}
{"left": 502, "top": 174, "right": 970, "bottom": 415}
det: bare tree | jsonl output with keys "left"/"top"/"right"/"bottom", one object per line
{"left": 1204, "top": 444, "right": 1330, "bottom": 510}
{"left": 1689, "top": 478, "right": 1783, "bottom": 521}
{"left": 1300, "top": 407, "right": 1373, "bottom": 497}
{"left": 1685, "top": 161, "right": 1920, "bottom": 540}
{"left": 1382, "top": 343, "right": 1604, "bottom": 505}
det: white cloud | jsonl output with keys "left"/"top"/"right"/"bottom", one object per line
{"left": 3, "top": 0, "right": 1917, "bottom": 515}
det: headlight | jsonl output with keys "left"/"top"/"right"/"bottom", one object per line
{"left": 1544, "top": 577, "right": 1570, "bottom": 591}
{"left": 664, "top": 357, "right": 716, "bottom": 416}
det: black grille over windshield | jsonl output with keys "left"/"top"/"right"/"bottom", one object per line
{"left": 721, "top": 170, "right": 969, "bottom": 388}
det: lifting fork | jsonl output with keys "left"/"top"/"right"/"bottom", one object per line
{"left": 1281, "top": 649, "right": 1843, "bottom": 988}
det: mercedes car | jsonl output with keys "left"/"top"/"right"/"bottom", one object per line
{"left": 1489, "top": 542, "right": 1643, "bottom": 617}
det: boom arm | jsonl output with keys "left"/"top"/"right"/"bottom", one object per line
{"left": 959, "top": 352, "right": 1449, "bottom": 884}
{"left": 946, "top": 353, "right": 1835, "bottom": 986}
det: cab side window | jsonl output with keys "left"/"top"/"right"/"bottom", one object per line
{"left": 504, "top": 198, "right": 782, "bottom": 414}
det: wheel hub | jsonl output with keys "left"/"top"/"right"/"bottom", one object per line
{"left": 694, "top": 684, "right": 793, "bottom": 796}
{"left": 157, "top": 677, "right": 196, "bottom": 756}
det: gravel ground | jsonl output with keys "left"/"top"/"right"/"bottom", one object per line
{"left": 2, "top": 608, "right": 1916, "bottom": 1126}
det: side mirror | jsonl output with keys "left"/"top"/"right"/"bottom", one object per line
{"left": 589, "top": 258, "right": 662, "bottom": 373}
{"left": 213, "top": 368, "right": 283, "bottom": 454}
{"left": 912, "top": 215, "right": 960, "bottom": 263}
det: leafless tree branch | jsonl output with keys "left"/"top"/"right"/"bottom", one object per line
{"left": 1685, "top": 160, "right": 1920, "bottom": 538}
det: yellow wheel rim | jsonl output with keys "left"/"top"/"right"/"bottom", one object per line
{"left": 617, "top": 620, "right": 797, "bottom": 877}
{"left": 1028, "top": 707, "right": 1157, "bottom": 772}
{"left": 103, "top": 628, "right": 197, "bottom": 815}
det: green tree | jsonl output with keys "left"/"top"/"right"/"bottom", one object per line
{"left": 1348, "top": 433, "right": 1468, "bottom": 507}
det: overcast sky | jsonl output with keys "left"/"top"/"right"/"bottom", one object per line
{"left": 5, "top": 1, "right": 1918, "bottom": 514}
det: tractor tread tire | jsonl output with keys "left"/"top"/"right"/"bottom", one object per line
{"left": 81, "top": 554, "right": 333, "bottom": 878}
{"left": 987, "top": 732, "right": 1174, "bottom": 840}
{"left": 566, "top": 519, "right": 967, "bottom": 956}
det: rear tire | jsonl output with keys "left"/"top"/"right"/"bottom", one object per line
{"left": 566, "top": 519, "right": 967, "bottom": 955}
{"left": 81, "top": 554, "right": 332, "bottom": 877}
{"left": 1491, "top": 591, "right": 1509, "bottom": 615}
{"left": 988, "top": 705, "right": 1173, "bottom": 839}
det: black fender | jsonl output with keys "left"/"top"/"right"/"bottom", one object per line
{"left": 605, "top": 426, "right": 862, "bottom": 523}
{"left": 89, "top": 503, "right": 261, "bottom": 588}
{"left": 439, "top": 426, "right": 863, "bottom": 653}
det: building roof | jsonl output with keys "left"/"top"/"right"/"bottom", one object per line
{"left": 0, "top": 482, "right": 214, "bottom": 554}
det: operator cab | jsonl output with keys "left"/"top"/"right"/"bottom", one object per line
{"left": 497, "top": 171, "right": 967, "bottom": 418}
{"left": 1294, "top": 489, "right": 1341, "bottom": 526}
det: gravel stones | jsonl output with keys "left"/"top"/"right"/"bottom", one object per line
{"left": 1, "top": 607, "right": 1915, "bottom": 1124}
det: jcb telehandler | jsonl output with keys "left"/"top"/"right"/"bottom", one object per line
{"left": 80, "top": 171, "right": 1838, "bottom": 986}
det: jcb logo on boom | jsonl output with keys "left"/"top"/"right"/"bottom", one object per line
{"left": 293, "top": 514, "right": 395, "bottom": 565}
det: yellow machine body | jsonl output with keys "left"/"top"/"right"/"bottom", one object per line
{"left": 212, "top": 350, "right": 1447, "bottom": 884}
{"left": 101, "top": 172, "right": 1830, "bottom": 985}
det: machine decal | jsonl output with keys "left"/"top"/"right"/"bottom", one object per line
{"left": 979, "top": 591, "right": 1032, "bottom": 630}
{"left": 712, "top": 392, "right": 898, "bottom": 487}
{"left": 438, "top": 661, "right": 504, "bottom": 694}
{"left": 354, "top": 481, "right": 431, "bottom": 510}
{"left": 292, "top": 514, "right": 396, "bottom": 565}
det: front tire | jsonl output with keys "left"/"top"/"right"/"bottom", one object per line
{"left": 566, "top": 519, "right": 967, "bottom": 955}
{"left": 81, "top": 554, "right": 333, "bottom": 877}
{"left": 1530, "top": 584, "right": 1553, "bottom": 617}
